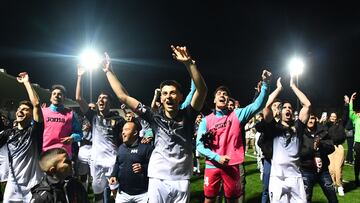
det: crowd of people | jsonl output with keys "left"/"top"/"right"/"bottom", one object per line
{"left": 0, "top": 45, "right": 359, "bottom": 203}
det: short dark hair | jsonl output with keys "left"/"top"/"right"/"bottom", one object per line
{"left": 214, "top": 86, "right": 231, "bottom": 97}
{"left": 272, "top": 98, "right": 282, "bottom": 104}
{"left": 160, "top": 80, "right": 183, "bottom": 94}
{"left": 280, "top": 100, "right": 292, "bottom": 109}
{"left": 39, "top": 148, "right": 68, "bottom": 172}
{"left": 125, "top": 118, "right": 142, "bottom": 132}
{"left": 19, "top": 100, "right": 33, "bottom": 110}
{"left": 98, "top": 91, "right": 113, "bottom": 104}
{"left": 51, "top": 84, "right": 67, "bottom": 97}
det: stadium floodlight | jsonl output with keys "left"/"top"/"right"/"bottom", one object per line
{"left": 79, "top": 49, "right": 102, "bottom": 70}
{"left": 288, "top": 57, "right": 304, "bottom": 77}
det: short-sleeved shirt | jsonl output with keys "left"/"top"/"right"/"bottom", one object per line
{"left": 0, "top": 121, "right": 44, "bottom": 189}
{"left": 137, "top": 104, "right": 198, "bottom": 180}
{"left": 86, "top": 110, "right": 124, "bottom": 165}
{"left": 259, "top": 119, "right": 306, "bottom": 177}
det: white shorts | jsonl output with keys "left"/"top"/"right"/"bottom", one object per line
{"left": 269, "top": 176, "right": 306, "bottom": 203}
{"left": 115, "top": 191, "right": 148, "bottom": 203}
{"left": 3, "top": 181, "right": 32, "bottom": 203}
{"left": 77, "top": 145, "right": 91, "bottom": 176}
{"left": 90, "top": 161, "right": 114, "bottom": 194}
{"left": 148, "top": 178, "right": 190, "bottom": 203}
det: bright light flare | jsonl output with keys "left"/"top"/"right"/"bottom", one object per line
{"left": 288, "top": 57, "right": 304, "bottom": 76}
{"left": 79, "top": 49, "right": 102, "bottom": 70}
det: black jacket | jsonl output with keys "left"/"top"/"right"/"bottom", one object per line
{"left": 300, "top": 124, "right": 335, "bottom": 172}
{"left": 111, "top": 139, "right": 153, "bottom": 195}
{"left": 31, "top": 175, "right": 89, "bottom": 203}
{"left": 325, "top": 104, "right": 349, "bottom": 145}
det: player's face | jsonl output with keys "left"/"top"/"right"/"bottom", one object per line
{"left": 227, "top": 100, "right": 235, "bottom": 111}
{"left": 329, "top": 113, "right": 337, "bottom": 123}
{"left": 196, "top": 114, "right": 203, "bottom": 125}
{"left": 271, "top": 102, "right": 281, "bottom": 118}
{"left": 160, "top": 85, "right": 182, "bottom": 114}
{"left": 16, "top": 104, "right": 32, "bottom": 123}
{"left": 307, "top": 115, "right": 317, "bottom": 129}
{"left": 281, "top": 103, "right": 293, "bottom": 122}
{"left": 125, "top": 113, "right": 134, "bottom": 122}
{"left": 122, "top": 122, "right": 137, "bottom": 145}
{"left": 88, "top": 103, "right": 96, "bottom": 110}
{"left": 214, "top": 90, "right": 229, "bottom": 110}
{"left": 97, "top": 94, "right": 110, "bottom": 112}
{"left": 50, "top": 89, "right": 64, "bottom": 105}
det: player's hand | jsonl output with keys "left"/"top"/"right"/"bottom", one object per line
{"left": 77, "top": 64, "right": 86, "bottom": 76}
{"left": 132, "top": 163, "right": 142, "bottom": 173}
{"left": 141, "top": 137, "right": 153, "bottom": 144}
{"left": 108, "top": 177, "right": 118, "bottom": 185}
{"left": 102, "top": 52, "right": 112, "bottom": 73}
{"left": 350, "top": 92, "right": 357, "bottom": 101}
{"left": 219, "top": 155, "right": 231, "bottom": 165}
{"left": 261, "top": 70, "right": 272, "bottom": 83}
{"left": 16, "top": 72, "right": 29, "bottom": 83}
{"left": 60, "top": 136, "right": 73, "bottom": 145}
{"left": 171, "top": 45, "right": 195, "bottom": 65}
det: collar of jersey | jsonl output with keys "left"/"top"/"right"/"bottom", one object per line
{"left": 214, "top": 109, "right": 229, "bottom": 117}
{"left": 49, "top": 104, "right": 64, "bottom": 112}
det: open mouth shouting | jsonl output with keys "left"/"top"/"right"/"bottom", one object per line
{"left": 164, "top": 99, "right": 176, "bottom": 109}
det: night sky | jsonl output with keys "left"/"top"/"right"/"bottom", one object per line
{"left": 1, "top": 1, "right": 360, "bottom": 114}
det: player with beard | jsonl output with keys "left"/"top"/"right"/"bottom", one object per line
{"left": 196, "top": 70, "right": 271, "bottom": 203}
{"left": 76, "top": 65, "right": 125, "bottom": 203}
{"left": 0, "top": 72, "right": 44, "bottom": 202}
{"left": 256, "top": 76, "right": 311, "bottom": 203}
{"left": 103, "top": 45, "right": 207, "bottom": 203}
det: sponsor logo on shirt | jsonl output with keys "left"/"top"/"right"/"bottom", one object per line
{"left": 131, "top": 149, "right": 138, "bottom": 153}
{"left": 46, "top": 117, "right": 65, "bottom": 123}
{"left": 214, "top": 120, "right": 231, "bottom": 130}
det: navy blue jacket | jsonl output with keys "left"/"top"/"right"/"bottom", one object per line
{"left": 111, "top": 138, "right": 153, "bottom": 195}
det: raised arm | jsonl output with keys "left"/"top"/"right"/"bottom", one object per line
{"left": 349, "top": 92, "right": 357, "bottom": 122}
{"left": 75, "top": 65, "right": 89, "bottom": 114}
{"left": 340, "top": 95, "right": 350, "bottom": 127}
{"left": 17, "top": 72, "right": 42, "bottom": 122}
{"left": 290, "top": 76, "right": 311, "bottom": 124}
{"left": 171, "top": 46, "right": 207, "bottom": 111}
{"left": 103, "top": 52, "right": 140, "bottom": 111}
{"left": 180, "top": 80, "right": 196, "bottom": 109}
{"left": 235, "top": 70, "right": 271, "bottom": 124}
{"left": 263, "top": 77, "right": 283, "bottom": 122}
{"left": 150, "top": 88, "right": 161, "bottom": 111}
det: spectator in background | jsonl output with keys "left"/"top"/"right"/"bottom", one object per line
{"left": 227, "top": 98, "right": 235, "bottom": 112}
{"left": 345, "top": 119, "right": 354, "bottom": 165}
{"left": 325, "top": 95, "right": 349, "bottom": 196}
{"left": 349, "top": 92, "right": 360, "bottom": 187}
{"left": 300, "top": 113, "right": 337, "bottom": 202}
{"left": 193, "top": 114, "right": 203, "bottom": 175}
{"left": 31, "top": 148, "right": 88, "bottom": 203}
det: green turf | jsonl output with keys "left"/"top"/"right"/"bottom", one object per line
{"left": 190, "top": 148, "right": 360, "bottom": 203}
